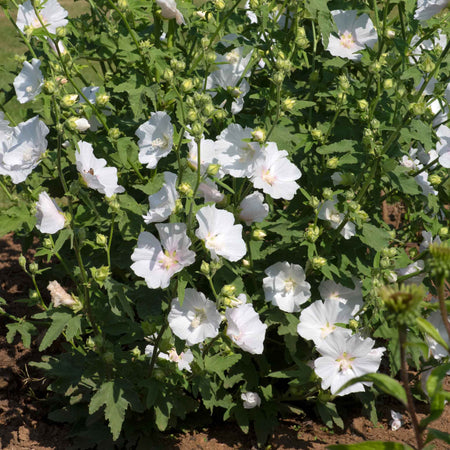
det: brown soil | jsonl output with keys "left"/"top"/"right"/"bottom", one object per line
{"left": 1, "top": 233, "right": 449, "bottom": 450}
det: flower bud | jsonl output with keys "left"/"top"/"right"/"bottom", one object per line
{"left": 19, "top": 255, "right": 27, "bottom": 271}
{"left": 67, "top": 117, "right": 90, "bottom": 132}
{"left": 252, "top": 128, "right": 266, "bottom": 143}
{"left": 428, "top": 174, "right": 441, "bottom": 186}
{"left": 108, "top": 127, "right": 121, "bottom": 140}
{"left": 178, "top": 182, "right": 194, "bottom": 197}
{"left": 305, "top": 224, "right": 320, "bottom": 243}
{"left": 56, "top": 27, "right": 66, "bottom": 38}
{"left": 338, "top": 75, "right": 350, "bottom": 92}
{"left": 345, "top": 190, "right": 355, "bottom": 200}
{"left": 326, "top": 157, "right": 339, "bottom": 169}
{"left": 311, "top": 256, "right": 326, "bottom": 270}
{"left": 206, "top": 164, "right": 220, "bottom": 176}
{"left": 91, "top": 266, "right": 110, "bottom": 284}
{"left": 348, "top": 319, "right": 359, "bottom": 331}
{"left": 191, "top": 122, "right": 203, "bottom": 138}
{"left": 347, "top": 200, "right": 359, "bottom": 212}
{"left": 357, "top": 99, "right": 369, "bottom": 111}
{"left": 43, "top": 80, "right": 56, "bottom": 94}
{"left": 273, "top": 71, "right": 285, "bottom": 85}
{"left": 86, "top": 336, "right": 96, "bottom": 349}
{"left": 162, "top": 68, "right": 174, "bottom": 83}
{"left": 384, "top": 270, "right": 398, "bottom": 283}
{"left": 96, "top": 234, "right": 108, "bottom": 246}
{"left": 201, "top": 37, "right": 210, "bottom": 49}
{"left": 420, "top": 56, "right": 435, "bottom": 73}
{"left": 102, "top": 351, "right": 114, "bottom": 364}
{"left": 371, "top": 118, "right": 380, "bottom": 129}
{"left": 282, "top": 97, "right": 296, "bottom": 111}
{"left": 311, "top": 128, "right": 323, "bottom": 142}
{"left": 309, "top": 196, "right": 320, "bottom": 208}
{"left": 61, "top": 94, "right": 78, "bottom": 108}
{"left": 29, "top": 262, "right": 39, "bottom": 274}
{"left": 186, "top": 108, "right": 198, "bottom": 122}
{"left": 322, "top": 188, "right": 333, "bottom": 200}
{"left": 439, "top": 226, "right": 448, "bottom": 237}
{"left": 203, "top": 103, "right": 215, "bottom": 117}
{"left": 213, "top": 0, "right": 225, "bottom": 9}
{"left": 107, "top": 197, "right": 120, "bottom": 213}
{"left": 383, "top": 79, "right": 394, "bottom": 89}
{"left": 385, "top": 28, "right": 395, "bottom": 39}
{"left": 427, "top": 243, "right": 450, "bottom": 282}
{"left": 96, "top": 93, "right": 110, "bottom": 107}
{"left": 252, "top": 229, "right": 266, "bottom": 241}
{"left": 181, "top": 79, "right": 194, "bottom": 93}
{"left": 369, "top": 61, "right": 382, "bottom": 74}
{"left": 205, "top": 50, "right": 217, "bottom": 65}
{"left": 356, "top": 209, "right": 369, "bottom": 222}
{"left": 43, "top": 237, "right": 53, "bottom": 249}
{"left": 200, "top": 260, "right": 210, "bottom": 276}
{"left": 242, "top": 259, "right": 251, "bottom": 267}
{"left": 387, "top": 247, "right": 397, "bottom": 258}
{"left": 131, "top": 346, "right": 141, "bottom": 358}
{"left": 275, "top": 58, "right": 292, "bottom": 73}
{"left": 210, "top": 260, "right": 223, "bottom": 273}
{"left": 220, "top": 284, "right": 236, "bottom": 297}
{"left": 410, "top": 102, "right": 427, "bottom": 116}
{"left": 380, "top": 257, "right": 391, "bottom": 269}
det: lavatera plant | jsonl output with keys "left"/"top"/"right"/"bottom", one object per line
{"left": 0, "top": 0, "right": 449, "bottom": 448}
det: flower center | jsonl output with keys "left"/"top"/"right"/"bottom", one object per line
{"left": 262, "top": 169, "right": 276, "bottom": 185}
{"left": 25, "top": 85, "right": 34, "bottom": 93}
{"left": 191, "top": 307, "right": 207, "bottom": 328}
{"left": 22, "top": 146, "right": 34, "bottom": 162}
{"left": 337, "top": 352, "right": 354, "bottom": 372}
{"left": 226, "top": 49, "right": 240, "bottom": 64}
{"left": 158, "top": 250, "right": 178, "bottom": 270}
{"left": 31, "top": 14, "right": 47, "bottom": 29}
{"left": 168, "top": 348, "right": 182, "bottom": 362}
{"left": 284, "top": 277, "right": 297, "bottom": 293}
{"left": 205, "top": 232, "right": 221, "bottom": 250}
{"left": 340, "top": 31, "right": 355, "bottom": 49}
{"left": 329, "top": 212, "right": 341, "bottom": 224}
{"left": 320, "top": 322, "right": 336, "bottom": 338}
{"left": 152, "top": 134, "right": 170, "bottom": 150}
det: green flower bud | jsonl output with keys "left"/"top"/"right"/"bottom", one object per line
{"left": 371, "top": 118, "right": 380, "bottom": 129}
{"left": 201, "top": 37, "right": 210, "bottom": 49}
{"left": 200, "top": 260, "right": 210, "bottom": 276}
{"left": 252, "top": 229, "right": 266, "bottom": 241}
{"left": 206, "top": 164, "right": 220, "bottom": 176}
{"left": 162, "top": 68, "right": 174, "bottom": 82}
{"left": 369, "top": 61, "right": 382, "bottom": 74}
{"left": 428, "top": 174, "right": 441, "bottom": 186}
{"left": 181, "top": 79, "right": 194, "bottom": 93}
{"left": 86, "top": 336, "right": 96, "bottom": 349}
{"left": 322, "top": 188, "right": 333, "bottom": 200}
{"left": 410, "top": 102, "right": 427, "bottom": 116}
{"left": 309, "top": 196, "right": 320, "bottom": 208}
{"left": 356, "top": 209, "right": 369, "bottom": 222}
{"left": 348, "top": 319, "right": 359, "bottom": 331}
{"left": 427, "top": 243, "right": 450, "bottom": 282}
{"left": 43, "top": 237, "right": 53, "bottom": 249}
{"left": 311, "top": 256, "right": 327, "bottom": 270}
{"left": 347, "top": 200, "right": 359, "bottom": 212}
{"left": 220, "top": 284, "right": 236, "bottom": 297}
{"left": 275, "top": 58, "right": 292, "bottom": 73}
{"left": 186, "top": 108, "right": 198, "bottom": 122}
{"left": 326, "top": 157, "right": 339, "bottom": 169}
{"left": 210, "top": 260, "right": 223, "bottom": 273}
{"left": 29, "top": 290, "right": 39, "bottom": 300}
{"left": 385, "top": 28, "right": 395, "bottom": 39}
{"left": 203, "top": 103, "right": 215, "bottom": 117}
{"left": 96, "top": 234, "right": 108, "bottom": 246}
{"left": 131, "top": 346, "right": 141, "bottom": 358}
{"left": 61, "top": 94, "right": 78, "bottom": 108}
{"left": 242, "top": 259, "right": 251, "bottom": 267}
{"left": 388, "top": 229, "right": 396, "bottom": 240}
{"left": 345, "top": 190, "right": 355, "bottom": 200}
{"left": 380, "top": 257, "right": 391, "bottom": 269}
{"left": 108, "top": 127, "right": 121, "bottom": 140}
{"left": 439, "top": 226, "right": 448, "bottom": 237}
{"left": 43, "top": 80, "right": 56, "bottom": 94}
{"left": 205, "top": 50, "right": 217, "bottom": 65}
{"left": 383, "top": 79, "right": 394, "bottom": 89}
{"left": 273, "top": 71, "right": 285, "bottom": 85}
{"left": 178, "top": 182, "right": 194, "bottom": 197}
{"left": 117, "top": 0, "right": 128, "bottom": 10}
{"left": 282, "top": 97, "right": 296, "bottom": 111}
{"left": 191, "top": 122, "right": 203, "bottom": 138}
{"left": 56, "top": 27, "right": 66, "bottom": 38}
{"left": 379, "top": 283, "right": 426, "bottom": 325}
{"left": 91, "top": 266, "right": 110, "bottom": 284}
{"left": 311, "top": 128, "right": 323, "bottom": 141}
{"left": 213, "top": 0, "right": 225, "bottom": 10}
{"left": 96, "top": 93, "right": 110, "bottom": 107}
{"left": 338, "top": 74, "right": 350, "bottom": 92}
{"left": 387, "top": 247, "right": 398, "bottom": 258}
{"left": 252, "top": 128, "right": 266, "bottom": 143}
{"left": 357, "top": 99, "right": 369, "bottom": 111}
{"left": 19, "top": 255, "right": 27, "bottom": 271}
{"left": 420, "top": 56, "right": 435, "bottom": 73}
{"left": 29, "top": 262, "right": 39, "bottom": 274}
{"left": 305, "top": 224, "right": 320, "bottom": 243}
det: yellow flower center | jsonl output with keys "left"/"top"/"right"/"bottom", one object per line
{"left": 340, "top": 32, "right": 355, "bottom": 49}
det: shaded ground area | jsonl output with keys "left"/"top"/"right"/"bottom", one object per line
{"left": 1, "top": 232, "right": 449, "bottom": 449}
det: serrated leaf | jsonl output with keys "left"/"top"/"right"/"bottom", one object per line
{"left": 204, "top": 353, "right": 241, "bottom": 378}
{"left": 6, "top": 321, "right": 37, "bottom": 348}
{"left": 316, "top": 140, "right": 357, "bottom": 155}
{"left": 39, "top": 311, "right": 73, "bottom": 351}
{"left": 89, "top": 381, "right": 129, "bottom": 440}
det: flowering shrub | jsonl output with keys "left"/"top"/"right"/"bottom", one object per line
{"left": 0, "top": 0, "right": 449, "bottom": 447}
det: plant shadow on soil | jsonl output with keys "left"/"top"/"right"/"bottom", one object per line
{"left": 1, "top": 232, "right": 449, "bottom": 450}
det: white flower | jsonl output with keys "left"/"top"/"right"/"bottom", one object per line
{"left": 35, "top": 192, "right": 65, "bottom": 234}
{"left": 318, "top": 199, "right": 355, "bottom": 239}
{"left": 195, "top": 205, "right": 246, "bottom": 262}
{"left": 17, "top": 0, "right": 68, "bottom": 35}
{"left": 47, "top": 281, "right": 77, "bottom": 308}
{"left": 225, "top": 303, "right": 267, "bottom": 354}
{"left": 241, "top": 392, "right": 261, "bottom": 409}
{"left": 216, "top": 124, "right": 262, "bottom": 178}
{"left": 390, "top": 410, "right": 403, "bottom": 431}
{"left": 415, "top": 171, "right": 438, "bottom": 197}
{"left": 136, "top": 112, "right": 174, "bottom": 169}
{"left": 297, "top": 299, "right": 354, "bottom": 346}
{"left": 419, "top": 230, "right": 442, "bottom": 253}
{"left": 396, "top": 260, "right": 426, "bottom": 285}
{"left": 145, "top": 345, "right": 194, "bottom": 372}
{"left": 73, "top": 118, "right": 90, "bottom": 132}
{"left": 168, "top": 289, "right": 222, "bottom": 346}
{"left": 410, "top": 32, "right": 447, "bottom": 65}
{"left": 314, "top": 329, "right": 385, "bottom": 396}
{"left": 318, "top": 279, "right": 364, "bottom": 315}
{"left": 263, "top": 261, "right": 311, "bottom": 313}
{"left": 75, "top": 141, "right": 125, "bottom": 197}
{"left": 143, "top": 172, "right": 178, "bottom": 224}
{"left": 239, "top": 192, "right": 269, "bottom": 225}
{"left": 0, "top": 115, "right": 49, "bottom": 184}
{"left": 156, "top": 0, "right": 185, "bottom": 25}
{"left": 326, "top": 10, "right": 377, "bottom": 61}
{"left": 250, "top": 142, "right": 301, "bottom": 200}
{"left": 414, "top": 0, "right": 449, "bottom": 21}
{"left": 197, "top": 180, "right": 224, "bottom": 203}
{"left": 47, "top": 38, "right": 67, "bottom": 55}
{"left": 331, "top": 172, "right": 343, "bottom": 186}
{"left": 187, "top": 135, "right": 227, "bottom": 179}
{"left": 425, "top": 310, "right": 450, "bottom": 360}
{"left": 80, "top": 86, "right": 100, "bottom": 104}
{"left": 131, "top": 223, "right": 195, "bottom": 289}
{"left": 436, "top": 125, "right": 450, "bottom": 168}
{"left": 13, "top": 58, "right": 43, "bottom": 104}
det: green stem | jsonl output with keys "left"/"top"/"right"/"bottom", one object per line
{"left": 0, "top": 180, "right": 14, "bottom": 201}
{"left": 148, "top": 322, "right": 168, "bottom": 379}
{"left": 437, "top": 279, "right": 450, "bottom": 347}
{"left": 106, "top": 213, "right": 115, "bottom": 268}
{"left": 399, "top": 326, "right": 423, "bottom": 450}
{"left": 266, "top": 82, "right": 282, "bottom": 142}
{"left": 31, "top": 274, "right": 47, "bottom": 310}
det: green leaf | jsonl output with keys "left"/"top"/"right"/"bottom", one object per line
{"left": 416, "top": 317, "right": 449, "bottom": 352}
{"left": 39, "top": 311, "right": 73, "bottom": 351}
{"left": 360, "top": 223, "right": 391, "bottom": 251}
{"left": 426, "top": 429, "right": 450, "bottom": 445}
{"left": 327, "top": 442, "right": 414, "bottom": 450}
{"left": 316, "top": 140, "right": 357, "bottom": 155}
{"left": 105, "top": 279, "right": 135, "bottom": 320}
{"left": 154, "top": 401, "right": 173, "bottom": 431}
{"left": 204, "top": 353, "right": 241, "bottom": 379}
{"left": 6, "top": 321, "right": 37, "bottom": 348}
{"left": 316, "top": 401, "right": 343, "bottom": 429}
{"left": 336, "top": 373, "right": 407, "bottom": 405}
{"left": 388, "top": 166, "right": 420, "bottom": 195}
{"left": 89, "top": 380, "right": 130, "bottom": 440}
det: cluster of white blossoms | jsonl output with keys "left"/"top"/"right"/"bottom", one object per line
{"left": 17, "top": 0, "right": 68, "bottom": 35}
{"left": 145, "top": 344, "right": 193, "bottom": 372}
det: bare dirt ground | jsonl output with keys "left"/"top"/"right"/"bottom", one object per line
{"left": 1, "top": 232, "right": 449, "bottom": 450}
